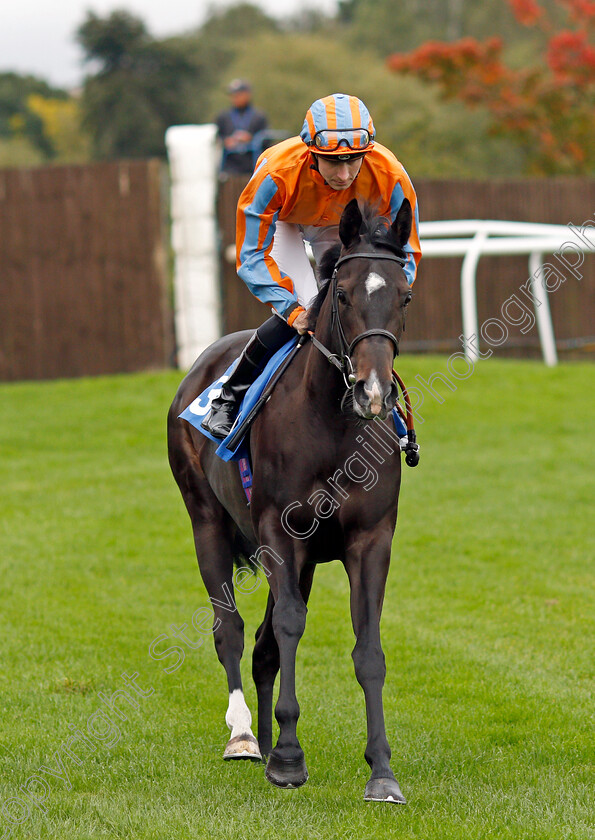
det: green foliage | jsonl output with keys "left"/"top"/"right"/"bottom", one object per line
{"left": 340, "top": 0, "right": 448, "bottom": 55}
{"left": 77, "top": 10, "right": 204, "bottom": 158}
{"left": 388, "top": 1, "right": 595, "bottom": 175}
{"left": 77, "top": 9, "right": 149, "bottom": 71}
{"left": 0, "top": 136, "right": 45, "bottom": 168}
{"left": 339, "top": 0, "right": 532, "bottom": 54}
{"left": 196, "top": 2, "right": 531, "bottom": 177}
{"left": 0, "top": 72, "right": 68, "bottom": 160}
{"left": 0, "top": 1, "right": 577, "bottom": 175}
{"left": 27, "top": 94, "right": 91, "bottom": 163}
{"left": 0, "top": 73, "right": 91, "bottom": 167}
{"left": 198, "top": 2, "right": 279, "bottom": 42}
{"left": 175, "top": 3, "right": 280, "bottom": 119}
{"left": 217, "top": 31, "right": 520, "bottom": 177}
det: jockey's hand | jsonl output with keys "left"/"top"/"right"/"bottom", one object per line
{"left": 292, "top": 310, "right": 310, "bottom": 335}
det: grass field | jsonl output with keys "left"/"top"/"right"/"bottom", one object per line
{"left": 0, "top": 356, "right": 593, "bottom": 840}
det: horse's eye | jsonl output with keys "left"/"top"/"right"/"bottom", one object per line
{"left": 404, "top": 292, "right": 413, "bottom": 306}
{"left": 337, "top": 288, "right": 347, "bottom": 304}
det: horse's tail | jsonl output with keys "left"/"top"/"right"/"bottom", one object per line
{"left": 232, "top": 529, "right": 260, "bottom": 573}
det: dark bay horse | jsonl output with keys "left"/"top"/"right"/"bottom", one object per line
{"left": 167, "top": 198, "right": 414, "bottom": 803}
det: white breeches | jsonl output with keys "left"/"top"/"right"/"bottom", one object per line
{"left": 270, "top": 222, "right": 341, "bottom": 310}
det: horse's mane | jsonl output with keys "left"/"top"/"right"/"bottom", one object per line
{"left": 307, "top": 204, "right": 406, "bottom": 329}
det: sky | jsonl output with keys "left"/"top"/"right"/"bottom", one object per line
{"left": 1, "top": 0, "right": 339, "bottom": 89}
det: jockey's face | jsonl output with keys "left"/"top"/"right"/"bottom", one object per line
{"left": 315, "top": 154, "right": 364, "bottom": 190}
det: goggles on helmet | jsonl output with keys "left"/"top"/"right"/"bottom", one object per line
{"left": 311, "top": 128, "right": 373, "bottom": 154}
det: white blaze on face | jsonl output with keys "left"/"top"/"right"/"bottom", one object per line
{"left": 365, "top": 369, "right": 384, "bottom": 416}
{"left": 365, "top": 272, "right": 386, "bottom": 297}
{"left": 225, "top": 689, "right": 253, "bottom": 738}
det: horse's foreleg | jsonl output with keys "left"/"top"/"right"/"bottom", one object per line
{"left": 345, "top": 530, "right": 405, "bottom": 804}
{"left": 267, "top": 586, "right": 308, "bottom": 787}
{"left": 253, "top": 563, "right": 316, "bottom": 759}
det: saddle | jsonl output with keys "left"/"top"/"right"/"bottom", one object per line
{"left": 179, "top": 338, "right": 302, "bottom": 502}
{"left": 179, "top": 337, "right": 301, "bottom": 461}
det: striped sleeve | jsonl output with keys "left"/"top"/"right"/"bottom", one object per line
{"left": 388, "top": 172, "right": 422, "bottom": 287}
{"left": 236, "top": 162, "right": 299, "bottom": 317}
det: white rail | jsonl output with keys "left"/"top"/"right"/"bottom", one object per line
{"left": 419, "top": 220, "right": 593, "bottom": 366}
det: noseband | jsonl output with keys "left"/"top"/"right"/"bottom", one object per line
{"left": 310, "top": 250, "right": 406, "bottom": 387}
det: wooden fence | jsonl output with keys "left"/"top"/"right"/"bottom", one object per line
{"left": 0, "top": 160, "right": 173, "bottom": 381}
{"left": 218, "top": 176, "right": 595, "bottom": 360}
{"left": 1, "top": 164, "right": 592, "bottom": 384}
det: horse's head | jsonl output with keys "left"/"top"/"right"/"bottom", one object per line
{"left": 312, "top": 199, "right": 413, "bottom": 421}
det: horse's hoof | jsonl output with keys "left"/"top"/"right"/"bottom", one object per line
{"left": 364, "top": 777, "right": 406, "bottom": 803}
{"left": 223, "top": 733, "right": 262, "bottom": 761}
{"left": 265, "top": 752, "right": 308, "bottom": 788}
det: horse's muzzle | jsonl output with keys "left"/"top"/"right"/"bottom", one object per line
{"left": 353, "top": 376, "right": 398, "bottom": 420}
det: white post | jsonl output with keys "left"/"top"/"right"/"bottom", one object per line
{"left": 528, "top": 251, "right": 558, "bottom": 366}
{"left": 461, "top": 231, "right": 487, "bottom": 363}
{"left": 165, "top": 124, "right": 220, "bottom": 370}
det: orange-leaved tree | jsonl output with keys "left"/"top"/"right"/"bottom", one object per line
{"left": 388, "top": 0, "right": 595, "bottom": 174}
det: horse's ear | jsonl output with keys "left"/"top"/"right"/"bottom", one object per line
{"left": 339, "top": 199, "right": 362, "bottom": 248}
{"left": 392, "top": 198, "right": 412, "bottom": 248}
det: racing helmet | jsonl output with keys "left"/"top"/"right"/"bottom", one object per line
{"left": 300, "top": 94, "right": 375, "bottom": 158}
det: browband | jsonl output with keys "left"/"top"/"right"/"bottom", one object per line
{"left": 333, "top": 251, "right": 407, "bottom": 275}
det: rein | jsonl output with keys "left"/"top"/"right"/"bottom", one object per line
{"left": 308, "top": 248, "right": 420, "bottom": 467}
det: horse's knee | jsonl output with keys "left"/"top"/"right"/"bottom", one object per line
{"left": 272, "top": 599, "right": 307, "bottom": 643}
{"left": 352, "top": 641, "right": 386, "bottom": 686}
{"left": 214, "top": 612, "right": 245, "bottom": 662}
{"left": 253, "top": 640, "right": 279, "bottom": 687}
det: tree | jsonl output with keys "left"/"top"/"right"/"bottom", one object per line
{"left": 77, "top": 10, "right": 202, "bottom": 158}
{"left": 27, "top": 95, "right": 90, "bottom": 163}
{"left": 388, "top": 0, "right": 595, "bottom": 174}
{"left": 0, "top": 136, "right": 46, "bottom": 168}
{"left": 337, "top": 0, "right": 530, "bottom": 57}
{"left": 218, "top": 30, "right": 521, "bottom": 177}
{"left": 177, "top": 2, "right": 279, "bottom": 119}
{"left": 0, "top": 72, "right": 68, "bottom": 159}
{"left": 198, "top": 2, "right": 278, "bottom": 42}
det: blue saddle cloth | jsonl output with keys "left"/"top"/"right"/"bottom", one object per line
{"left": 179, "top": 338, "right": 298, "bottom": 462}
{"left": 179, "top": 337, "right": 408, "bottom": 463}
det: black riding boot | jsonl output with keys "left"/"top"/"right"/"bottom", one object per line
{"left": 201, "top": 315, "right": 296, "bottom": 439}
{"left": 201, "top": 332, "right": 270, "bottom": 438}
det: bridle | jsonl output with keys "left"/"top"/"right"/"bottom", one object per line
{"left": 309, "top": 250, "right": 406, "bottom": 389}
{"left": 306, "top": 247, "right": 420, "bottom": 467}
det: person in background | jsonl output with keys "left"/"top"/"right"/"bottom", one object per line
{"left": 203, "top": 93, "right": 421, "bottom": 439}
{"left": 216, "top": 79, "right": 269, "bottom": 176}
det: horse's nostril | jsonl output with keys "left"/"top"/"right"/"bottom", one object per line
{"left": 353, "top": 380, "right": 370, "bottom": 407}
{"left": 384, "top": 382, "right": 399, "bottom": 410}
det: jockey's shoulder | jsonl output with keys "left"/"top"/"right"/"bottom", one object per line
{"left": 255, "top": 136, "right": 307, "bottom": 170}
{"left": 365, "top": 142, "right": 408, "bottom": 174}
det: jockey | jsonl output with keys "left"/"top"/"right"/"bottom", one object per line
{"left": 203, "top": 93, "right": 421, "bottom": 439}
